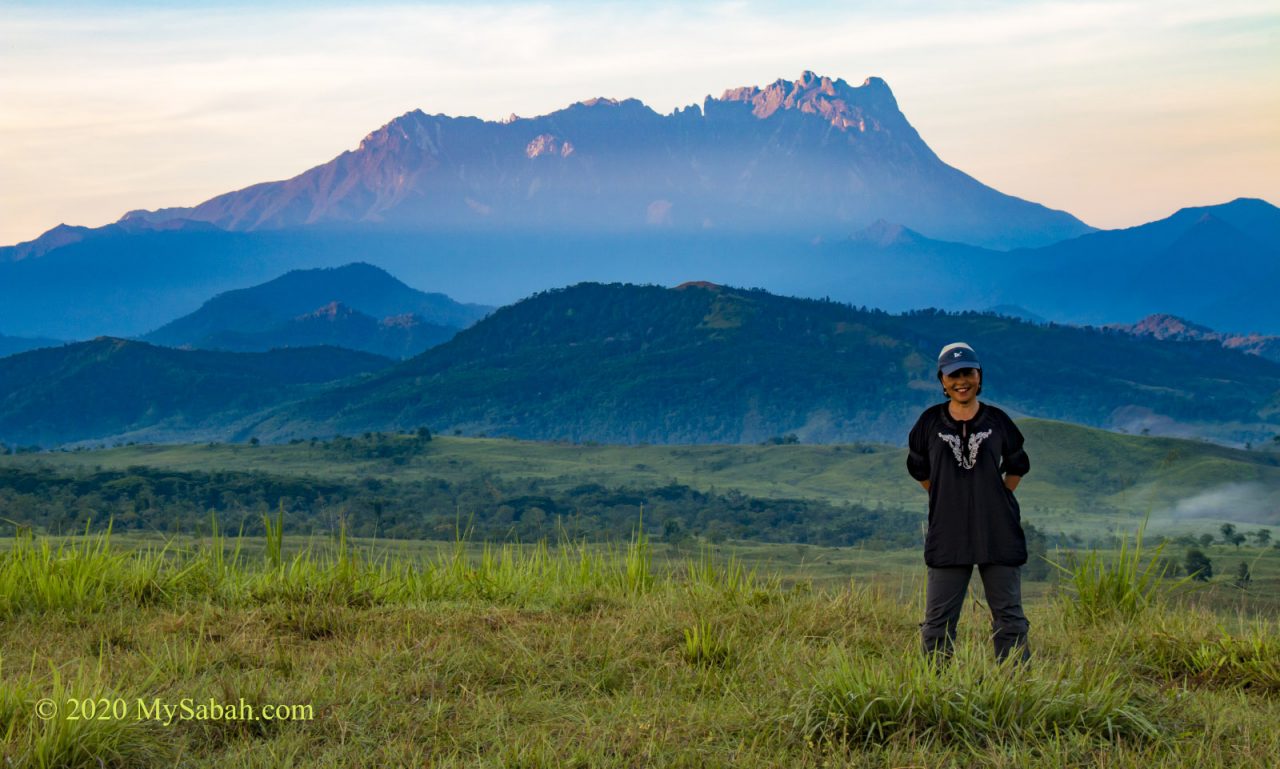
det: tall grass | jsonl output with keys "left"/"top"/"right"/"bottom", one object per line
{"left": 0, "top": 662, "right": 163, "bottom": 769}
{"left": 684, "top": 546, "right": 753, "bottom": 595}
{"left": 0, "top": 525, "right": 204, "bottom": 617}
{"left": 1051, "top": 519, "right": 1188, "bottom": 622}
{"left": 1135, "top": 614, "right": 1280, "bottom": 693}
{"left": 3, "top": 520, "right": 1279, "bottom": 767}
{"left": 262, "top": 503, "right": 285, "bottom": 572}
{"left": 792, "top": 645, "right": 1166, "bottom": 747}
{"left": 682, "top": 617, "right": 735, "bottom": 668}
{"left": 201, "top": 511, "right": 244, "bottom": 589}
{"left": 0, "top": 515, "right": 668, "bottom": 617}
{"left": 622, "top": 510, "right": 652, "bottom": 596}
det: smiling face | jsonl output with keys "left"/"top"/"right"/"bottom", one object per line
{"left": 942, "top": 366, "right": 982, "bottom": 405}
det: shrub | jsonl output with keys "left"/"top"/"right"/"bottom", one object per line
{"left": 1184, "top": 548, "right": 1213, "bottom": 582}
{"left": 1233, "top": 561, "right": 1251, "bottom": 589}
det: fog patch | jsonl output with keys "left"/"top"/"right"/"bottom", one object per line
{"left": 1154, "top": 482, "right": 1277, "bottom": 524}
{"left": 1108, "top": 406, "right": 1197, "bottom": 440}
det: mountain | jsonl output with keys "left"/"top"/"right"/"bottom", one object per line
{"left": 2, "top": 197, "right": 1275, "bottom": 345}
{"left": 0, "top": 226, "right": 288, "bottom": 339}
{"left": 1004, "top": 198, "right": 1280, "bottom": 333}
{"left": 0, "top": 339, "right": 393, "bottom": 447}
{"left": 1115, "top": 314, "right": 1222, "bottom": 341}
{"left": 793, "top": 198, "right": 1280, "bottom": 334}
{"left": 0, "top": 334, "right": 63, "bottom": 359}
{"left": 255, "top": 282, "right": 1280, "bottom": 446}
{"left": 2, "top": 73, "right": 1273, "bottom": 340}
{"left": 0, "top": 71, "right": 1088, "bottom": 340}
{"left": 763, "top": 220, "right": 1006, "bottom": 313}
{"left": 195, "top": 302, "right": 458, "bottom": 360}
{"left": 1109, "top": 313, "right": 1280, "bottom": 364}
{"left": 0, "top": 218, "right": 221, "bottom": 262}
{"left": 142, "top": 263, "right": 488, "bottom": 356}
{"left": 115, "top": 72, "right": 1090, "bottom": 250}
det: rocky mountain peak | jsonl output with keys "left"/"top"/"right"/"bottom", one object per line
{"left": 1125, "top": 313, "right": 1220, "bottom": 341}
{"left": 1110, "top": 313, "right": 1280, "bottom": 364}
{"left": 716, "top": 71, "right": 901, "bottom": 130}
{"left": 357, "top": 109, "right": 438, "bottom": 153}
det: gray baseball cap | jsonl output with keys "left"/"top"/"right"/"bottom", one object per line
{"left": 937, "top": 342, "right": 981, "bottom": 375}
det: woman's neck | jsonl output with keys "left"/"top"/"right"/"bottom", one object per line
{"left": 948, "top": 399, "right": 981, "bottom": 421}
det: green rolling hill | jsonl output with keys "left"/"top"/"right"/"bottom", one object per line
{"left": 264, "top": 281, "right": 1280, "bottom": 446}
{"left": 0, "top": 338, "right": 393, "bottom": 448}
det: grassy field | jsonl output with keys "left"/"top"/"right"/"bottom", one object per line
{"left": 3, "top": 428, "right": 1278, "bottom": 765}
{"left": 8, "top": 420, "right": 1280, "bottom": 538}
{"left": 2, "top": 527, "right": 1278, "bottom": 768}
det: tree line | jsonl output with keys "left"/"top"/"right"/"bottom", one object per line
{"left": 0, "top": 464, "right": 923, "bottom": 549}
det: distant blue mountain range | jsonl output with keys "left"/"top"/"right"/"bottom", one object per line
{"left": 786, "top": 197, "right": 1280, "bottom": 334}
{"left": 0, "top": 334, "right": 64, "bottom": 358}
{"left": 1, "top": 197, "right": 1273, "bottom": 340}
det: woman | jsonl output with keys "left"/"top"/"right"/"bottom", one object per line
{"left": 906, "top": 342, "right": 1031, "bottom": 662}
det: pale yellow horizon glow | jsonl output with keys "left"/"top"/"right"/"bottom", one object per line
{"left": 1, "top": 0, "right": 1277, "bottom": 245}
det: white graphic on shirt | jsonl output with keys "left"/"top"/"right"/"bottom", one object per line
{"left": 938, "top": 429, "right": 993, "bottom": 470}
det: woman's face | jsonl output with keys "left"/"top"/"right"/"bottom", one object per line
{"left": 943, "top": 367, "right": 981, "bottom": 404}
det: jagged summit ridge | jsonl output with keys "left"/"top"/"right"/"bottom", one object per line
{"left": 373, "top": 72, "right": 888, "bottom": 134}
{"left": 717, "top": 71, "right": 900, "bottom": 130}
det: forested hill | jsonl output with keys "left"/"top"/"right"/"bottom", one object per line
{"left": 142, "top": 262, "right": 489, "bottom": 356}
{"left": 0, "top": 339, "right": 392, "bottom": 448}
{"left": 264, "top": 282, "right": 1280, "bottom": 445}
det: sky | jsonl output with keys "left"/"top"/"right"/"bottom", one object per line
{"left": 2, "top": 0, "right": 1278, "bottom": 246}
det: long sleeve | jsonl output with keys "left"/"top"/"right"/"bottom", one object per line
{"left": 907, "top": 410, "right": 932, "bottom": 481}
{"left": 1001, "top": 415, "right": 1030, "bottom": 477}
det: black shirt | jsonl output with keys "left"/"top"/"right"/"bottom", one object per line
{"left": 906, "top": 402, "right": 1031, "bottom": 567}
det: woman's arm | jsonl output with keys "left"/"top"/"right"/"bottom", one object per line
{"left": 1000, "top": 412, "right": 1029, "bottom": 492}
{"left": 907, "top": 411, "right": 932, "bottom": 487}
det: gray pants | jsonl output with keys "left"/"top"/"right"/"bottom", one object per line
{"left": 921, "top": 564, "right": 1030, "bottom": 662}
